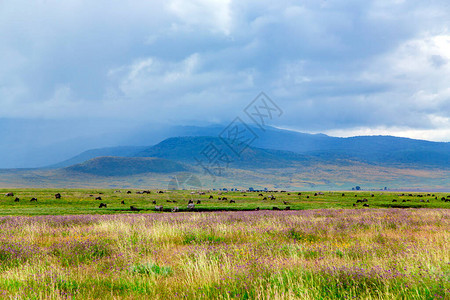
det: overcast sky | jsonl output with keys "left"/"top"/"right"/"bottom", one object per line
{"left": 1, "top": 0, "right": 450, "bottom": 142}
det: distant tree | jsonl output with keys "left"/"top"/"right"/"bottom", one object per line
{"left": 355, "top": 186, "right": 361, "bottom": 190}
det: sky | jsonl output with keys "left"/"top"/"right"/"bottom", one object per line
{"left": 1, "top": 0, "right": 450, "bottom": 164}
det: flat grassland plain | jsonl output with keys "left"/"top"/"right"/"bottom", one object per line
{"left": 0, "top": 190, "right": 449, "bottom": 299}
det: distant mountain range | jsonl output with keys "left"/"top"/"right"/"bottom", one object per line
{"left": 50, "top": 125, "right": 450, "bottom": 170}
{"left": 0, "top": 125, "right": 448, "bottom": 189}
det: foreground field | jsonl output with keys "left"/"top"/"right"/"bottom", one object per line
{"left": 0, "top": 189, "right": 449, "bottom": 215}
{"left": 0, "top": 209, "right": 448, "bottom": 299}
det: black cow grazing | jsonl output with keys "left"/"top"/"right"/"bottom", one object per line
{"left": 218, "top": 197, "right": 222, "bottom": 200}
{"left": 306, "top": 196, "right": 309, "bottom": 199}
{"left": 99, "top": 203, "right": 107, "bottom": 208}
{"left": 270, "top": 195, "right": 276, "bottom": 200}
{"left": 298, "top": 192, "right": 302, "bottom": 196}
{"left": 166, "top": 200, "right": 172, "bottom": 203}
{"left": 158, "top": 191, "right": 164, "bottom": 194}
{"left": 14, "top": 197, "right": 19, "bottom": 202}
{"left": 258, "top": 193, "right": 263, "bottom": 196}
{"left": 392, "top": 199, "right": 397, "bottom": 202}
{"left": 272, "top": 207, "right": 280, "bottom": 210}
{"left": 342, "top": 193, "right": 345, "bottom": 196}
{"left": 283, "top": 201, "right": 288, "bottom": 205}
{"left": 172, "top": 200, "right": 177, "bottom": 203}
{"left": 143, "top": 190, "right": 151, "bottom": 194}
{"left": 255, "top": 207, "right": 260, "bottom": 211}
{"left": 353, "top": 204, "right": 357, "bottom": 207}
{"left": 127, "top": 191, "right": 132, "bottom": 194}
{"left": 209, "top": 195, "right": 213, "bottom": 199}
{"left": 89, "top": 195, "right": 93, "bottom": 197}
{"left": 230, "top": 200, "right": 235, "bottom": 203}
{"left": 287, "top": 193, "right": 291, "bottom": 195}
{"left": 356, "top": 200, "right": 363, "bottom": 203}
{"left": 355, "top": 195, "right": 357, "bottom": 197}
{"left": 121, "top": 200, "right": 125, "bottom": 204}
{"left": 130, "top": 206, "right": 139, "bottom": 211}
{"left": 363, "top": 203, "right": 369, "bottom": 207}
{"left": 285, "top": 206, "right": 291, "bottom": 210}
{"left": 196, "top": 200, "right": 201, "bottom": 204}
{"left": 188, "top": 200, "right": 193, "bottom": 204}
{"left": 30, "top": 198, "right": 37, "bottom": 202}
{"left": 152, "top": 200, "right": 156, "bottom": 204}
{"left": 441, "top": 197, "right": 446, "bottom": 201}
{"left": 445, "top": 199, "right": 450, "bottom": 203}
{"left": 55, "top": 193, "right": 61, "bottom": 199}
{"left": 5, "top": 192, "right": 14, "bottom": 197}
{"left": 314, "top": 193, "right": 318, "bottom": 196}
{"left": 263, "top": 197, "right": 267, "bottom": 200}
{"left": 222, "top": 197, "right": 228, "bottom": 201}
{"left": 155, "top": 206, "right": 163, "bottom": 211}
{"left": 371, "top": 194, "right": 374, "bottom": 197}
{"left": 402, "top": 200, "right": 407, "bottom": 202}
{"left": 95, "top": 197, "right": 102, "bottom": 200}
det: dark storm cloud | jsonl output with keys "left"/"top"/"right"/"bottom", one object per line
{"left": 0, "top": 0, "right": 449, "bottom": 143}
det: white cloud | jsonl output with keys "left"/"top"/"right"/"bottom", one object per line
{"left": 167, "top": 0, "right": 232, "bottom": 35}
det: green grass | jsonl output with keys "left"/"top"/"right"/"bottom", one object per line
{"left": 0, "top": 188, "right": 448, "bottom": 215}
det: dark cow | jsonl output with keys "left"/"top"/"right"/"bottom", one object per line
{"left": 283, "top": 201, "right": 289, "bottom": 205}
{"left": 30, "top": 198, "right": 37, "bottom": 202}
{"left": 297, "top": 192, "right": 302, "bottom": 196}
{"left": 222, "top": 197, "right": 227, "bottom": 201}
{"left": 392, "top": 199, "right": 397, "bottom": 202}
{"left": 14, "top": 197, "right": 19, "bottom": 202}
{"left": 121, "top": 200, "right": 125, "bottom": 204}
{"left": 188, "top": 200, "right": 193, "bottom": 204}
{"left": 272, "top": 206, "right": 280, "bottom": 210}
{"left": 258, "top": 193, "right": 264, "bottom": 197}
{"left": 196, "top": 200, "right": 201, "bottom": 204}
{"left": 255, "top": 207, "right": 260, "bottom": 211}
{"left": 229, "top": 200, "right": 235, "bottom": 203}
{"left": 127, "top": 191, "right": 132, "bottom": 194}
{"left": 99, "top": 203, "right": 107, "bottom": 208}
{"left": 155, "top": 205, "right": 163, "bottom": 211}
{"left": 342, "top": 193, "right": 345, "bottom": 196}
{"left": 285, "top": 206, "right": 291, "bottom": 210}
{"left": 363, "top": 203, "right": 369, "bottom": 207}
{"left": 263, "top": 197, "right": 267, "bottom": 200}
{"left": 55, "top": 193, "right": 61, "bottom": 199}
{"left": 95, "top": 197, "right": 102, "bottom": 200}
{"left": 5, "top": 192, "right": 14, "bottom": 197}
{"left": 130, "top": 206, "right": 139, "bottom": 211}
{"left": 152, "top": 200, "right": 157, "bottom": 204}
{"left": 209, "top": 195, "right": 214, "bottom": 199}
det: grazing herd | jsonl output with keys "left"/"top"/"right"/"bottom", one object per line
{"left": 3, "top": 191, "right": 450, "bottom": 213}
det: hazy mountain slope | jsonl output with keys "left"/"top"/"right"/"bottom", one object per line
{"left": 133, "top": 136, "right": 326, "bottom": 169}
{"left": 64, "top": 156, "right": 188, "bottom": 176}
{"left": 48, "top": 146, "right": 148, "bottom": 168}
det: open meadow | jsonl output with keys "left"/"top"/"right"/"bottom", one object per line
{"left": 0, "top": 190, "right": 449, "bottom": 299}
